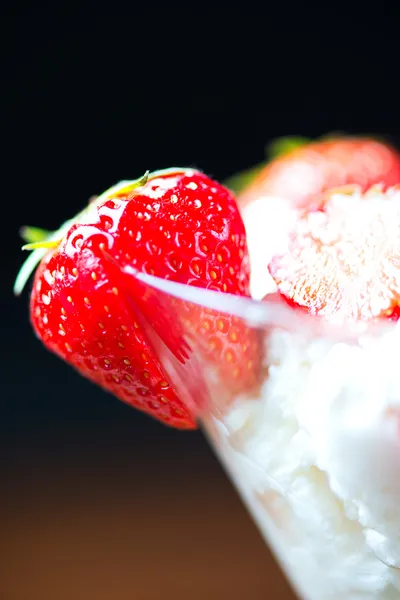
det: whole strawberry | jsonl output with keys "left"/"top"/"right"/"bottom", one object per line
{"left": 16, "top": 168, "right": 257, "bottom": 429}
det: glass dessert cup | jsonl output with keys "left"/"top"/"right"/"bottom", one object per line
{"left": 121, "top": 266, "right": 400, "bottom": 600}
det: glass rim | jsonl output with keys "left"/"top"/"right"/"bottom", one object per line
{"left": 123, "top": 265, "right": 400, "bottom": 343}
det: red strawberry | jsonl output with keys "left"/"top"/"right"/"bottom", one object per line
{"left": 269, "top": 185, "right": 400, "bottom": 322}
{"left": 239, "top": 136, "right": 400, "bottom": 210}
{"left": 237, "top": 135, "right": 400, "bottom": 300}
{"left": 16, "top": 168, "right": 258, "bottom": 428}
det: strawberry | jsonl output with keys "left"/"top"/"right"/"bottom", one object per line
{"left": 236, "top": 135, "right": 400, "bottom": 300}
{"left": 268, "top": 185, "right": 400, "bottom": 323}
{"left": 238, "top": 135, "right": 400, "bottom": 210}
{"left": 15, "top": 168, "right": 257, "bottom": 429}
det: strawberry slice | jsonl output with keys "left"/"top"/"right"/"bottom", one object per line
{"left": 16, "top": 168, "right": 259, "bottom": 428}
{"left": 269, "top": 185, "right": 400, "bottom": 322}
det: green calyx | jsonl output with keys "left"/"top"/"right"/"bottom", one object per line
{"left": 13, "top": 170, "right": 161, "bottom": 297}
{"left": 20, "top": 226, "right": 52, "bottom": 245}
{"left": 93, "top": 171, "right": 150, "bottom": 206}
{"left": 223, "top": 164, "right": 265, "bottom": 195}
{"left": 224, "top": 136, "right": 310, "bottom": 195}
{"left": 266, "top": 135, "right": 310, "bottom": 160}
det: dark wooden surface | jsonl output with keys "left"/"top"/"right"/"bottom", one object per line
{"left": 0, "top": 424, "right": 295, "bottom": 600}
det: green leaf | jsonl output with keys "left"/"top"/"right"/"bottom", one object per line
{"left": 224, "top": 164, "right": 265, "bottom": 194}
{"left": 266, "top": 136, "right": 310, "bottom": 160}
{"left": 225, "top": 137, "right": 311, "bottom": 194}
{"left": 20, "top": 226, "right": 52, "bottom": 244}
{"left": 14, "top": 247, "right": 49, "bottom": 296}
{"left": 22, "top": 240, "right": 61, "bottom": 251}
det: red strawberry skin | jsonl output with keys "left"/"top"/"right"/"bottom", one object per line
{"left": 29, "top": 169, "right": 255, "bottom": 429}
{"left": 239, "top": 137, "right": 400, "bottom": 210}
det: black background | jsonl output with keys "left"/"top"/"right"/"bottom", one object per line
{"left": 2, "top": 10, "right": 400, "bottom": 600}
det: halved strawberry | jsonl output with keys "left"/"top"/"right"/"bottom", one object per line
{"left": 238, "top": 135, "right": 400, "bottom": 210}
{"left": 16, "top": 169, "right": 259, "bottom": 428}
{"left": 235, "top": 135, "right": 400, "bottom": 300}
{"left": 269, "top": 185, "right": 400, "bottom": 322}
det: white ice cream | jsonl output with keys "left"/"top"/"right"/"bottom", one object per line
{"left": 210, "top": 325, "right": 400, "bottom": 599}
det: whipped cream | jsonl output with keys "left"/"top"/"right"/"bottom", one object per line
{"left": 241, "top": 195, "right": 296, "bottom": 300}
{"left": 209, "top": 324, "right": 400, "bottom": 599}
